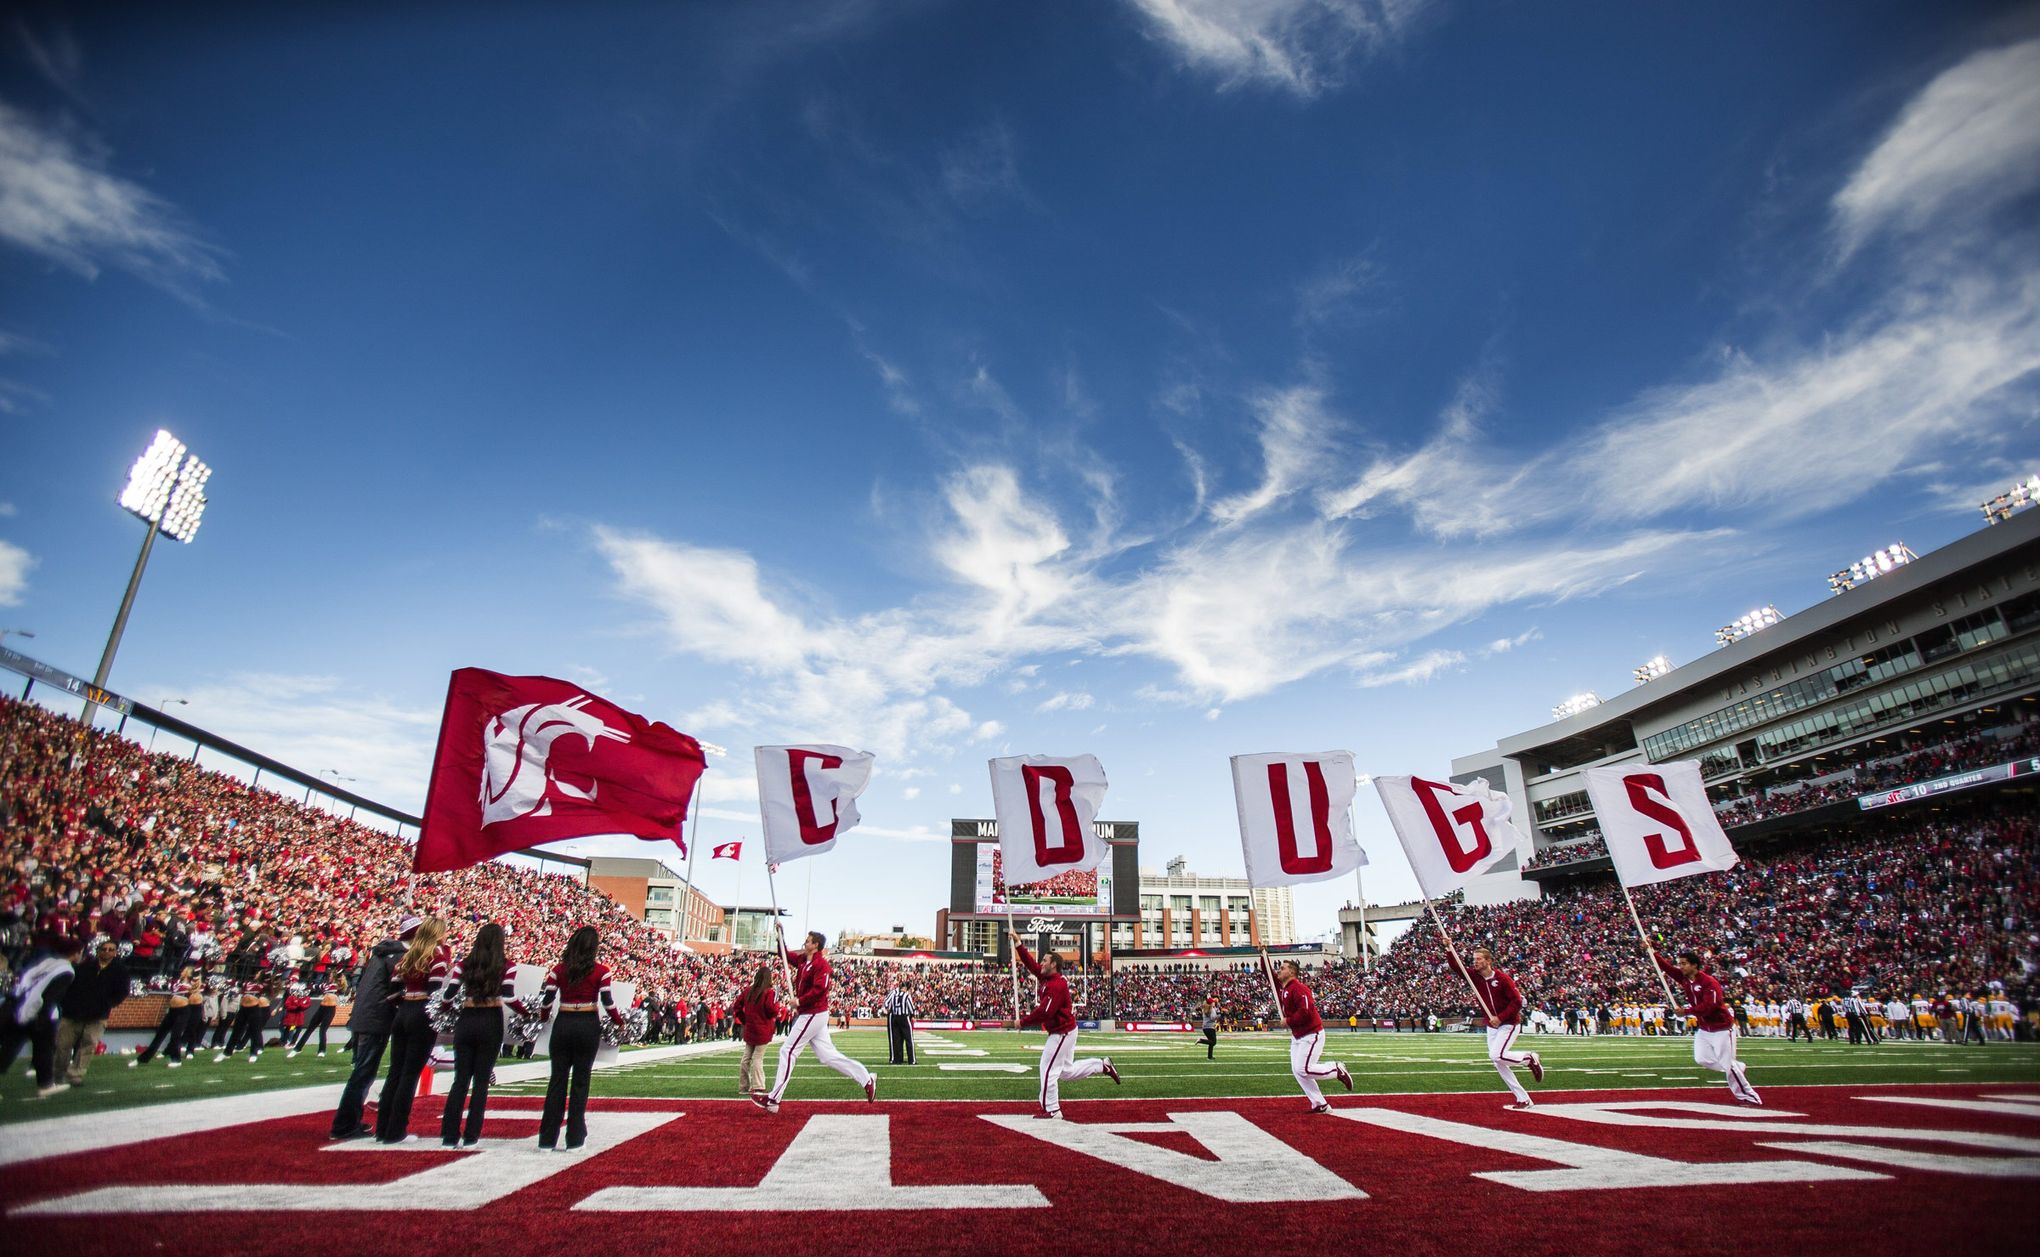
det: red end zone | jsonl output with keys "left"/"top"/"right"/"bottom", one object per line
{"left": 3, "top": 1085, "right": 2034, "bottom": 1254}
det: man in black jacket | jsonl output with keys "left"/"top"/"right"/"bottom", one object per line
{"left": 328, "top": 921, "right": 409, "bottom": 1139}
{"left": 57, "top": 939, "right": 131, "bottom": 1085}
{"left": 3, "top": 935, "right": 82, "bottom": 1096}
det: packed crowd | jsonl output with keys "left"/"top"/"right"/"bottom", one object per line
{"left": 5, "top": 696, "right": 2034, "bottom": 1041}
{"left": 1521, "top": 833, "right": 1605, "bottom": 871}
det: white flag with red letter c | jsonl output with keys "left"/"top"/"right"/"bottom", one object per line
{"left": 755, "top": 744, "right": 875, "bottom": 865}
{"left": 1583, "top": 760, "right": 1739, "bottom": 888}
{"left": 1231, "top": 751, "right": 1366, "bottom": 888}
{"left": 1372, "top": 775, "right": 1523, "bottom": 900}
{"left": 988, "top": 754, "right": 1109, "bottom": 885}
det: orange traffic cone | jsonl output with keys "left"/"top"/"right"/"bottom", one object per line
{"left": 416, "top": 1064, "right": 434, "bottom": 1098}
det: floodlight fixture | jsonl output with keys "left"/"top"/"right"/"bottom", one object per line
{"left": 1981, "top": 474, "right": 2039, "bottom": 525}
{"left": 1714, "top": 605, "right": 1780, "bottom": 647}
{"left": 87, "top": 430, "right": 215, "bottom": 721}
{"left": 1632, "top": 654, "right": 1673, "bottom": 685}
{"left": 1828, "top": 542, "right": 1917, "bottom": 594}
{"left": 1552, "top": 692, "right": 1602, "bottom": 720}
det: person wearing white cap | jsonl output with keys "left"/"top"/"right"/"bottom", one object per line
{"left": 327, "top": 916, "right": 412, "bottom": 1139}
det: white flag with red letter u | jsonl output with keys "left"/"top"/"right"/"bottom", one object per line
{"left": 1372, "top": 775, "right": 1523, "bottom": 900}
{"left": 1583, "top": 761, "right": 1739, "bottom": 888}
{"left": 755, "top": 744, "right": 875, "bottom": 865}
{"left": 1231, "top": 751, "right": 1366, "bottom": 888}
{"left": 988, "top": 754, "right": 1109, "bottom": 885}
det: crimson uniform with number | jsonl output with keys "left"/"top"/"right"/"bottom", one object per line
{"left": 1447, "top": 955, "right": 1542, "bottom": 1106}
{"left": 1658, "top": 954, "right": 1760, "bottom": 1104}
{"left": 1017, "top": 944, "right": 1117, "bottom": 1117}
{"left": 762, "top": 946, "right": 873, "bottom": 1108}
{"left": 1272, "top": 962, "right": 1350, "bottom": 1111}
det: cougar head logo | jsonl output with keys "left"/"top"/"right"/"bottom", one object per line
{"left": 479, "top": 695, "right": 630, "bottom": 826}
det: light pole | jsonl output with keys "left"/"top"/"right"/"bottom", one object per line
{"left": 309, "top": 768, "right": 355, "bottom": 804}
{"left": 84, "top": 431, "right": 212, "bottom": 725}
{"left": 148, "top": 697, "right": 189, "bottom": 752}
{"left": 0, "top": 628, "right": 33, "bottom": 646}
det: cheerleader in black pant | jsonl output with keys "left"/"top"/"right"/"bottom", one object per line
{"left": 374, "top": 916, "right": 448, "bottom": 1144}
{"left": 535, "top": 926, "right": 625, "bottom": 1151}
{"left": 131, "top": 968, "right": 198, "bottom": 1067}
{"left": 215, "top": 979, "right": 271, "bottom": 1061}
{"left": 438, "top": 922, "right": 517, "bottom": 1147}
{"left": 290, "top": 984, "right": 340, "bottom": 1056}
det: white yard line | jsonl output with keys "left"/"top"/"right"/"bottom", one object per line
{"left": 0, "top": 1040, "right": 739, "bottom": 1169}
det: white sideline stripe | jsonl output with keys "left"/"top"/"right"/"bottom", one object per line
{"left": 0, "top": 1041, "right": 737, "bottom": 1169}
{"left": 1861, "top": 1095, "right": 2040, "bottom": 1118}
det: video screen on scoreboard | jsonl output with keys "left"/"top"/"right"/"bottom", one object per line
{"left": 974, "top": 845, "right": 1112, "bottom": 917}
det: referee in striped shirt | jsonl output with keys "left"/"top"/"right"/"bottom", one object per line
{"left": 884, "top": 978, "right": 917, "bottom": 1065}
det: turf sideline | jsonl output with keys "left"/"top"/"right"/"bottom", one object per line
{"left": 0, "top": 1039, "right": 740, "bottom": 1169}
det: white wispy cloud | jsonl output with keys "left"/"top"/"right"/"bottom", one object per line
{"left": 1209, "top": 383, "right": 1342, "bottom": 525}
{"left": 939, "top": 120, "right": 1031, "bottom": 209}
{"left": 0, "top": 98, "right": 222, "bottom": 295}
{"left": 0, "top": 538, "right": 33, "bottom": 604}
{"left": 1035, "top": 690, "right": 1094, "bottom": 713}
{"left": 1833, "top": 37, "right": 2040, "bottom": 257}
{"left": 1356, "top": 648, "right": 1464, "bottom": 688}
{"left": 1124, "top": 0, "right": 1427, "bottom": 97}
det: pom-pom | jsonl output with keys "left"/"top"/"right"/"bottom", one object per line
{"left": 426, "top": 996, "right": 459, "bottom": 1035}
{"left": 505, "top": 1003, "right": 545, "bottom": 1044}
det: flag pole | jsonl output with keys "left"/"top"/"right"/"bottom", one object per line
{"left": 764, "top": 861, "right": 797, "bottom": 1002}
{"left": 1619, "top": 880, "right": 1684, "bottom": 1009}
{"left": 680, "top": 786, "right": 701, "bottom": 950}
{"left": 731, "top": 838, "right": 745, "bottom": 960}
{"left": 1248, "top": 900, "right": 1283, "bottom": 1012}
{"left": 1425, "top": 899, "right": 1496, "bottom": 1022}
{"left": 1005, "top": 904, "right": 1023, "bottom": 1025}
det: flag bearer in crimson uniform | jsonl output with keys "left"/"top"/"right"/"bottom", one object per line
{"left": 1263, "top": 953, "right": 1351, "bottom": 1113}
{"left": 1012, "top": 929, "right": 1119, "bottom": 1119}
{"left": 1659, "top": 948, "right": 1761, "bottom": 1105}
{"left": 753, "top": 927, "right": 875, "bottom": 1113}
{"left": 1445, "top": 946, "right": 1544, "bottom": 1109}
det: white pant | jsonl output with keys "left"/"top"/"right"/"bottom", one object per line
{"left": 1289, "top": 1031, "right": 1341, "bottom": 1106}
{"left": 1692, "top": 1028, "right": 1758, "bottom": 1102}
{"left": 1485, "top": 1023, "right": 1533, "bottom": 1103}
{"left": 768, "top": 1012, "right": 872, "bottom": 1102}
{"left": 1038, "top": 1029, "right": 1107, "bottom": 1115}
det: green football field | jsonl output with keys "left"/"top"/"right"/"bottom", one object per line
{"left": 9, "top": 1030, "right": 2036, "bottom": 1126}
{"left": 494, "top": 1028, "right": 2040, "bottom": 1104}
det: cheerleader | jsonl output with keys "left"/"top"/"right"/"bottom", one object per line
{"left": 533, "top": 926, "right": 625, "bottom": 1151}
{"left": 131, "top": 967, "right": 198, "bottom": 1067}
{"left": 438, "top": 922, "right": 517, "bottom": 1146}
{"left": 290, "top": 983, "right": 340, "bottom": 1056}
{"left": 215, "top": 978, "right": 271, "bottom": 1062}
{"left": 374, "top": 916, "right": 449, "bottom": 1144}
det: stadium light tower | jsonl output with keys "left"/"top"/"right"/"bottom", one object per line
{"left": 1827, "top": 542, "right": 1916, "bottom": 594}
{"left": 1714, "top": 605, "right": 1780, "bottom": 647}
{"left": 1632, "top": 654, "right": 1673, "bottom": 685}
{"left": 85, "top": 431, "right": 212, "bottom": 722}
{"left": 1551, "top": 692, "right": 1602, "bottom": 720}
{"left": 1980, "top": 473, "right": 2039, "bottom": 525}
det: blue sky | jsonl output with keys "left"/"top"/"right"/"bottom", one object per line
{"left": 3, "top": 1, "right": 2037, "bottom": 945}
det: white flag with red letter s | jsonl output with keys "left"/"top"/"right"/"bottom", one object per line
{"left": 755, "top": 744, "right": 875, "bottom": 865}
{"left": 1372, "top": 775, "right": 1523, "bottom": 900}
{"left": 1583, "top": 761, "right": 1739, "bottom": 888}
{"left": 1231, "top": 751, "right": 1366, "bottom": 888}
{"left": 988, "top": 754, "right": 1109, "bottom": 885}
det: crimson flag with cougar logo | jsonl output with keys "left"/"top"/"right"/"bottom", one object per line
{"left": 414, "top": 668, "right": 707, "bottom": 873}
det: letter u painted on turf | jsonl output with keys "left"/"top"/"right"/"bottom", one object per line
{"left": 1411, "top": 777, "right": 1492, "bottom": 873}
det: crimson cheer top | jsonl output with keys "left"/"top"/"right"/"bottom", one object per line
{"left": 395, "top": 944, "right": 452, "bottom": 998}
{"left": 537, "top": 961, "right": 623, "bottom": 1022}
{"left": 1016, "top": 945, "right": 1076, "bottom": 1035}
{"left": 783, "top": 949, "right": 832, "bottom": 1016}
{"left": 729, "top": 986, "right": 783, "bottom": 1046}
{"left": 439, "top": 956, "right": 519, "bottom": 1008}
{"left": 1446, "top": 956, "right": 1525, "bottom": 1025}
{"left": 1279, "top": 976, "right": 1323, "bottom": 1039}
{"left": 1658, "top": 955, "right": 1734, "bottom": 1032}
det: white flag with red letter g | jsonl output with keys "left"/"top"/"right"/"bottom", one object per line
{"left": 1231, "top": 751, "right": 1366, "bottom": 888}
{"left": 988, "top": 754, "right": 1109, "bottom": 885}
{"left": 1583, "top": 761, "right": 1739, "bottom": 888}
{"left": 1372, "top": 775, "right": 1523, "bottom": 901}
{"left": 755, "top": 744, "right": 875, "bottom": 866}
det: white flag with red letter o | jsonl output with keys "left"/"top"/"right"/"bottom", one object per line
{"left": 755, "top": 744, "right": 875, "bottom": 865}
{"left": 1231, "top": 751, "right": 1366, "bottom": 888}
{"left": 1372, "top": 775, "right": 1523, "bottom": 901}
{"left": 1583, "top": 761, "right": 1739, "bottom": 888}
{"left": 988, "top": 754, "right": 1109, "bottom": 885}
